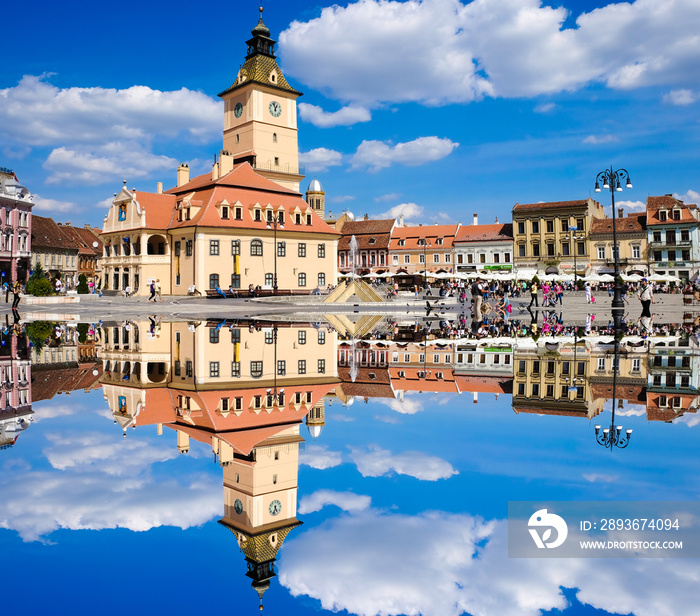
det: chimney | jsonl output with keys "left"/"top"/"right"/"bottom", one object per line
{"left": 495, "top": 216, "right": 499, "bottom": 223}
{"left": 473, "top": 213, "right": 478, "bottom": 226}
{"left": 473, "top": 392, "right": 478, "bottom": 404}
{"left": 618, "top": 207, "right": 624, "bottom": 218}
{"left": 364, "top": 213, "right": 369, "bottom": 221}
{"left": 177, "top": 163, "right": 189, "bottom": 187}
{"left": 398, "top": 214, "right": 404, "bottom": 227}
{"left": 177, "top": 431, "right": 190, "bottom": 454}
{"left": 157, "top": 182, "right": 163, "bottom": 194}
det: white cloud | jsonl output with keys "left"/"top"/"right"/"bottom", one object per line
{"left": 298, "top": 489, "right": 371, "bottom": 514}
{"left": 616, "top": 199, "right": 646, "bottom": 211}
{"left": 0, "top": 74, "right": 220, "bottom": 147}
{"left": 350, "top": 137, "right": 459, "bottom": 172}
{"left": 300, "top": 444, "right": 343, "bottom": 470}
{"left": 330, "top": 195, "right": 356, "bottom": 203}
{"left": 677, "top": 413, "right": 700, "bottom": 428}
{"left": 349, "top": 445, "right": 458, "bottom": 480}
{"left": 281, "top": 0, "right": 700, "bottom": 107}
{"left": 674, "top": 189, "right": 700, "bottom": 204}
{"left": 663, "top": 89, "right": 700, "bottom": 105}
{"left": 582, "top": 134, "right": 619, "bottom": 144}
{"left": 377, "top": 202, "right": 424, "bottom": 221}
{"left": 299, "top": 147, "right": 343, "bottom": 172}
{"left": 31, "top": 403, "right": 82, "bottom": 422}
{"left": 534, "top": 102, "right": 557, "bottom": 113}
{"left": 299, "top": 103, "right": 371, "bottom": 127}
{"left": 280, "top": 508, "right": 700, "bottom": 616}
{"left": 378, "top": 394, "right": 425, "bottom": 414}
{"left": 375, "top": 192, "right": 401, "bottom": 202}
{"left": 582, "top": 473, "right": 619, "bottom": 483}
{"left": 43, "top": 141, "right": 177, "bottom": 185}
{"left": 32, "top": 195, "right": 81, "bottom": 214}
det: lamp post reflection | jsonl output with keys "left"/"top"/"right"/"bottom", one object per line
{"left": 266, "top": 213, "right": 284, "bottom": 294}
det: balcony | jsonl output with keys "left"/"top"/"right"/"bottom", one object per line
{"left": 650, "top": 240, "right": 692, "bottom": 249}
{"left": 253, "top": 161, "right": 305, "bottom": 177}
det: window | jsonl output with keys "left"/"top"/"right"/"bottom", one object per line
{"left": 445, "top": 253, "right": 451, "bottom": 263}
{"left": 265, "top": 330, "right": 275, "bottom": 344}
{"left": 295, "top": 213, "right": 301, "bottom": 224}
{"left": 210, "top": 240, "right": 220, "bottom": 255}
{"left": 576, "top": 218, "right": 584, "bottom": 231}
{"left": 235, "top": 207, "right": 242, "bottom": 220}
{"left": 479, "top": 253, "right": 486, "bottom": 263}
{"left": 532, "top": 244, "right": 540, "bottom": 257}
{"left": 561, "top": 219, "right": 568, "bottom": 232}
{"left": 404, "top": 254, "right": 410, "bottom": 264}
{"left": 398, "top": 239, "right": 406, "bottom": 246}
{"left": 298, "top": 243, "right": 307, "bottom": 257}
{"left": 433, "top": 253, "right": 440, "bottom": 263}
{"left": 298, "top": 272, "right": 306, "bottom": 286}
{"left": 209, "top": 361, "right": 220, "bottom": 377}
{"left": 298, "top": 359, "right": 306, "bottom": 374}
{"left": 673, "top": 209, "right": 681, "bottom": 221}
{"left": 531, "top": 221, "right": 539, "bottom": 233}
{"left": 307, "top": 214, "right": 312, "bottom": 225}
{"left": 392, "top": 255, "right": 399, "bottom": 265}
{"left": 210, "top": 329, "right": 219, "bottom": 344}
{"left": 251, "top": 239, "right": 263, "bottom": 256}
{"left": 546, "top": 220, "right": 554, "bottom": 233}
{"left": 518, "top": 245, "right": 526, "bottom": 257}
{"left": 272, "top": 133, "right": 277, "bottom": 142}
{"left": 298, "top": 331, "right": 307, "bottom": 345}
{"left": 250, "top": 361, "right": 263, "bottom": 378}
{"left": 597, "top": 246, "right": 605, "bottom": 260}
{"left": 682, "top": 249, "right": 691, "bottom": 261}
{"left": 419, "top": 254, "right": 425, "bottom": 264}
{"left": 632, "top": 358, "right": 641, "bottom": 372}
{"left": 221, "top": 206, "right": 229, "bottom": 219}
{"left": 231, "top": 274, "right": 240, "bottom": 288}
{"left": 231, "top": 328, "right": 240, "bottom": 343}
{"left": 274, "top": 157, "right": 279, "bottom": 166}
{"left": 562, "top": 242, "right": 570, "bottom": 256}
{"left": 209, "top": 274, "right": 219, "bottom": 289}
{"left": 681, "top": 229, "right": 690, "bottom": 242}
{"left": 318, "top": 272, "right": 326, "bottom": 286}
{"left": 186, "top": 240, "right": 193, "bottom": 256}
{"left": 577, "top": 242, "right": 585, "bottom": 256}
{"left": 265, "top": 273, "right": 274, "bottom": 286}
{"left": 318, "top": 359, "right": 326, "bottom": 373}
{"left": 517, "top": 222, "right": 525, "bottom": 234}
{"left": 494, "top": 253, "right": 500, "bottom": 263}
{"left": 277, "top": 360, "right": 286, "bottom": 375}
{"left": 653, "top": 250, "right": 662, "bottom": 262}
{"left": 632, "top": 245, "right": 641, "bottom": 259}
{"left": 318, "top": 330, "right": 326, "bottom": 344}
{"left": 231, "top": 240, "right": 240, "bottom": 256}
{"left": 275, "top": 241, "right": 286, "bottom": 257}
{"left": 254, "top": 209, "right": 262, "bottom": 222}
{"left": 174, "top": 241, "right": 181, "bottom": 257}
{"left": 659, "top": 210, "right": 667, "bottom": 221}
{"left": 532, "top": 383, "right": 540, "bottom": 396}
{"left": 318, "top": 243, "right": 326, "bottom": 258}
{"left": 597, "top": 357, "right": 605, "bottom": 371}
{"left": 668, "top": 250, "right": 676, "bottom": 261}
{"left": 547, "top": 244, "right": 555, "bottom": 256}
{"left": 174, "top": 361, "right": 181, "bottom": 376}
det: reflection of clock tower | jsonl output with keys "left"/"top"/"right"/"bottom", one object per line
{"left": 219, "top": 424, "right": 303, "bottom": 610}
{"left": 218, "top": 7, "right": 304, "bottom": 192}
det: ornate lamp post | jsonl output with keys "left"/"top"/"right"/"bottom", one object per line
{"left": 266, "top": 213, "right": 284, "bottom": 294}
{"left": 568, "top": 226, "right": 585, "bottom": 289}
{"left": 594, "top": 167, "right": 633, "bottom": 316}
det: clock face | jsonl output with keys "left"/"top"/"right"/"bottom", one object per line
{"left": 234, "top": 102, "right": 243, "bottom": 119}
{"left": 268, "top": 499, "right": 282, "bottom": 516}
{"left": 268, "top": 101, "right": 282, "bottom": 117}
{"left": 234, "top": 499, "right": 243, "bottom": 514}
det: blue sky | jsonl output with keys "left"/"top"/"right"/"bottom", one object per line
{"left": 2, "top": 0, "right": 699, "bottom": 227}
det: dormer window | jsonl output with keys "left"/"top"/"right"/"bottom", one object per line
{"left": 306, "top": 214, "right": 312, "bottom": 225}
{"left": 399, "top": 239, "right": 406, "bottom": 246}
{"left": 254, "top": 209, "right": 261, "bottom": 222}
{"left": 368, "top": 238, "right": 376, "bottom": 245}
{"left": 659, "top": 210, "right": 667, "bottom": 221}
{"left": 235, "top": 207, "right": 242, "bottom": 220}
{"left": 185, "top": 207, "right": 191, "bottom": 221}
{"left": 295, "top": 213, "right": 301, "bottom": 225}
{"left": 673, "top": 208, "right": 681, "bottom": 221}
{"left": 267, "top": 210, "right": 274, "bottom": 223}
{"left": 436, "top": 238, "right": 444, "bottom": 245}
{"left": 221, "top": 206, "right": 229, "bottom": 219}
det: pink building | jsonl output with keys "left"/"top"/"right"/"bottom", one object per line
{"left": 0, "top": 167, "right": 33, "bottom": 282}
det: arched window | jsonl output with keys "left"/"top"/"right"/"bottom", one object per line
{"left": 272, "top": 133, "right": 277, "bottom": 143}
{"left": 251, "top": 239, "right": 263, "bottom": 256}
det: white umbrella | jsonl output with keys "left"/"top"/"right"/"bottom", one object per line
{"left": 621, "top": 274, "right": 642, "bottom": 282}
{"left": 598, "top": 274, "right": 615, "bottom": 282}
{"left": 647, "top": 274, "right": 666, "bottom": 282}
{"left": 362, "top": 272, "right": 382, "bottom": 278}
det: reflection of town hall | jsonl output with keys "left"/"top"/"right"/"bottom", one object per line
{"left": 101, "top": 11, "right": 338, "bottom": 296}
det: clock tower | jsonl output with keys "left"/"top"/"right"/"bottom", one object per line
{"left": 218, "top": 7, "right": 304, "bottom": 192}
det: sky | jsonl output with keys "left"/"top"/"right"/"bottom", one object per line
{"left": 2, "top": 0, "right": 700, "bottom": 228}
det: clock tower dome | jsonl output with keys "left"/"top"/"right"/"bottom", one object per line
{"left": 218, "top": 7, "right": 304, "bottom": 192}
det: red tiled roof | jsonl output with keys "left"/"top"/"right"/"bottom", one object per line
{"left": 590, "top": 213, "right": 646, "bottom": 236}
{"left": 646, "top": 195, "right": 698, "bottom": 226}
{"left": 454, "top": 223, "right": 513, "bottom": 243}
{"left": 513, "top": 199, "right": 594, "bottom": 212}
{"left": 590, "top": 383, "right": 646, "bottom": 403}
{"left": 454, "top": 374, "right": 513, "bottom": 394}
{"left": 31, "top": 215, "right": 80, "bottom": 251}
{"left": 389, "top": 224, "right": 460, "bottom": 250}
{"left": 341, "top": 219, "right": 395, "bottom": 236}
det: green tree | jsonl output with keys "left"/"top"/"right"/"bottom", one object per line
{"left": 77, "top": 273, "right": 89, "bottom": 294}
{"left": 26, "top": 321, "right": 56, "bottom": 355}
{"left": 77, "top": 323, "right": 90, "bottom": 344}
{"left": 26, "top": 263, "right": 54, "bottom": 296}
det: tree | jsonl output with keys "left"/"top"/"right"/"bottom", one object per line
{"left": 26, "top": 262, "right": 53, "bottom": 296}
{"left": 25, "top": 321, "right": 56, "bottom": 355}
{"left": 77, "top": 273, "right": 89, "bottom": 294}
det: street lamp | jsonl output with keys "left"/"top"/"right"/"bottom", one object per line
{"left": 567, "top": 226, "right": 585, "bottom": 289}
{"left": 422, "top": 239, "right": 431, "bottom": 290}
{"left": 594, "top": 167, "right": 633, "bottom": 317}
{"left": 266, "top": 212, "right": 284, "bottom": 295}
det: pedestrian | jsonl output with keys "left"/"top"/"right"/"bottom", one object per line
{"left": 155, "top": 279, "right": 162, "bottom": 302}
{"left": 554, "top": 282, "right": 564, "bottom": 306}
{"left": 585, "top": 282, "right": 592, "bottom": 303}
{"left": 638, "top": 278, "right": 654, "bottom": 317}
{"left": 55, "top": 278, "right": 63, "bottom": 294}
{"left": 148, "top": 280, "right": 156, "bottom": 301}
{"left": 124, "top": 284, "right": 131, "bottom": 297}
{"left": 471, "top": 277, "right": 483, "bottom": 321}
{"left": 528, "top": 281, "right": 538, "bottom": 309}
{"left": 12, "top": 280, "right": 21, "bottom": 309}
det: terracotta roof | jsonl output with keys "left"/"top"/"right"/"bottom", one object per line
{"left": 340, "top": 219, "right": 395, "bottom": 236}
{"left": 590, "top": 383, "right": 646, "bottom": 403}
{"left": 134, "top": 191, "right": 177, "bottom": 230}
{"left": 389, "top": 224, "right": 460, "bottom": 250}
{"left": 512, "top": 403, "right": 590, "bottom": 417}
{"left": 166, "top": 163, "right": 298, "bottom": 197}
{"left": 31, "top": 216, "right": 80, "bottom": 251}
{"left": 59, "top": 225, "right": 103, "bottom": 255}
{"left": 513, "top": 199, "right": 594, "bottom": 212}
{"left": 454, "top": 375, "right": 513, "bottom": 394}
{"left": 338, "top": 235, "right": 390, "bottom": 251}
{"left": 388, "top": 366, "right": 460, "bottom": 393}
{"left": 454, "top": 223, "right": 513, "bottom": 243}
{"left": 31, "top": 364, "right": 81, "bottom": 402}
{"left": 646, "top": 195, "right": 698, "bottom": 226}
{"left": 590, "top": 213, "right": 646, "bottom": 236}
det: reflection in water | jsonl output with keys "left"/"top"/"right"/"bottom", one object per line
{"left": 2, "top": 312, "right": 699, "bottom": 614}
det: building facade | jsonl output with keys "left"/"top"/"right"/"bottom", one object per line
{"left": 338, "top": 217, "right": 396, "bottom": 274}
{"left": 590, "top": 211, "right": 648, "bottom": 276}
{"left": 31, "top": 215, "right": 80, "bottom": 289}
{"left": 453, "top": 220, "right": 513, "bottom": 274}
{"left": 100, "top": 14, "right": 338, "bottom": 296}
{"left": 646, "top": 195, "right": 700, "bottom": 282}
{"left": 388, "top": 224, "right": 460, "bottom": 285}
{"left": 0, "top": 167, "right": 32, "bottom": 283}
{"left": 512, "top": 198, "right": 604, "bottom": 276}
